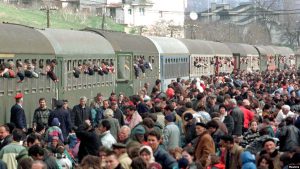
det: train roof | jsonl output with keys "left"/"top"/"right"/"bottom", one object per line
{"left": 38, "top": 28, "right": 115, "bottom": 55}
{"left": 254, "top": 45, "right": 275, "bottom": 56}
{"left": 206, "top": 41, "right": 232, "bottom": 56}
{"left": 146, "top": 36, "right": 189, "bottom": 55}
{"left": 0, "top": 23, "right": 55, "bottom": 54}
{"left": 226, "top": 43, "right": 259, "bottom": 56}
{"left": 178, "top": 39, "right": 214, "bottom": 55}
{"left": 84, "top": 29, "right": 158, "bottom": 53}
{"left": 273, "top": 46, "right": 294, "bottom": 56}
{"left": 240, "top": 44, "right": 259, "bottom": 56}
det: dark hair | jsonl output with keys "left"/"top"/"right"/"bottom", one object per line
{"left": 263, "top": 104, "right": 271, "bottom": 111}
{"left": 147, "top": 130, "right": 161, "bottom": 140}
{"left": 257, "top": 154, "right": 274, "bottom": 169}
{"left": 126, "top": 105, "right": 137, "bottom": 111}
{"left": 38, "top": 98, "right": 46, "bottom": 103}
{"left": 185, "top": 102, "right": 193, "bottom": 109}
{"left": 80, "top": 155, "right": 101, "bottom": 169}
{"left": 100, "top": 120, "right": 111, "bottom": 130}
{"left": 155, "top": 79, "right": 161, "bottom": 85}
{"left": 28, "top": 145, "right": 44, "bottom": 157}
{"left": 164, "top": 104, "right": 174, "bottom": 112}
{"left": 35, "top": 124, "right": 45, "bottom": 133}
{"left": 206, "top": 120, "right": 219, "bottom": 129}
{"left": 219, "top": 135, "right": 234, "bottom": 143}
{"left": 0, "top": 125, "right": 10, "bottom": 133}
{"left": 142, "top": 118, "right": 155, "bottom": 129}
{"left": 147, "top": 113, "right": 157, "bottom": 122}
{"left": 131, "top": 157, "right": 147, "bottom": 169}
{"left": 12, "top": 129, "right": 25, "bottom": 142}
{"left": 27, "top": 134, "right": 41, "bottom": 146}
{"left": 18, "top": 157, "right": 33, "bottom": 169}
{"left": 5, "top": 123, "right": 15, "bottom": 133}
{"left": 285, "top": 116, "right": 294, "bottom": 125}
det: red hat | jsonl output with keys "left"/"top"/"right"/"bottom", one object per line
{"left": 15, "top": 93, "right": 23, "bottom": 99}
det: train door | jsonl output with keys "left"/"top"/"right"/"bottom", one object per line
{"left": 115, "top": 53, "right": 134, "bottom": 96}
{"left": 233, "top": 55, "right": 240, "bottom": 70}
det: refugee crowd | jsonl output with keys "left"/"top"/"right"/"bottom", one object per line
{"left": 1, "top": 68, "right": 300, "bottom": 169}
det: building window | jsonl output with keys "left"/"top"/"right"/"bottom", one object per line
{"left": 139, "top": 7, "right": 145, "bottom": 16}
{"left": 128, "top": 9, "right": 132, "bottom": 15}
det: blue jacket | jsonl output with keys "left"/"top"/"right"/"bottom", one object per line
{"left": 241, "top": 151, "right": 256, "bottom": 169}
{"left": 153, "top": 146, "right": 178, "bottom": 169}
{"left": 10, "top": 104, "right": 27, "bottom": 129}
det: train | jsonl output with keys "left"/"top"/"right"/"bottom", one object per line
{"left": 0, "top": 23, "right": 298, "bottom": 126}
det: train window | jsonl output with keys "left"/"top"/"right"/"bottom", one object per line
{"left": 67, "top": 60, "right": 72, "bottom": 71}
{"left": 167, "top": 58, "right": 170, "bottom": 64}
{"left": 117, "top": 55, "right": 131, "bottom": 80}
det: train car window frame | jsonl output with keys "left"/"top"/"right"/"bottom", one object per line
{"left": 117, "top": 54, "right": 132, "bottom": 81}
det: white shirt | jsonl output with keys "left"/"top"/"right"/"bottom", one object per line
{"left": 101, "top": 131, "right": 116, "bottom": 149}
{"left": 275, "top": 111, "right": 295, "bottom": 124}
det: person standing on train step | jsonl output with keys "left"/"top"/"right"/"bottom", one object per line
{"left": 71, "top": 96, "right": 92, "bottom": 128}
{"left": 10, "top": 93, "right": 27, "bottom": 132}
{"left": 32, "top": 98, "right": 52, "bottom": 130}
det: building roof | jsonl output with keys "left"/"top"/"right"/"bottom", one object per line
{"left": 39, "top": 28, "right": 115, "bottom": 55}
{"left": 0, "top": 23, "right": 55, "bottom": 54}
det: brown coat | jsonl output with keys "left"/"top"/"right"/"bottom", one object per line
{"left": 224, "top": 144, "right": 244, "bottom": 169}
{"left": 194, "top": 131, "right": 215, "bottom": 167}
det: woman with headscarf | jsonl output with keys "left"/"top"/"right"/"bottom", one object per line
{"left": 139, "top": 145, "right": 161, "bottom": 168}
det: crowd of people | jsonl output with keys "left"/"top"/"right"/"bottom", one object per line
{"left": 1, "top": 68, "right": 300, "bottom": 169}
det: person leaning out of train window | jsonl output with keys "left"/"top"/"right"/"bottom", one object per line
{"left": 0, "top": 61, "right": 16, "bottom": 78}
{"left": 10, "top": 93, "right": 27, "bottom": 132}
{"left": 46, "top": 59, "right": 59, "bottom": 82}
{"left": 72, "top": 64, "right": 81, "bottom": 78}
{"left": 16, "top": 61, "right": 25, "bottom": 83}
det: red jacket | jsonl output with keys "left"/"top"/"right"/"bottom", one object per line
{"left": 239, "top": 106, "right": 254, "bottom": 128}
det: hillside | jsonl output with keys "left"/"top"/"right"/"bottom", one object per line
{"left": 0, "top": 3, "right": 124, "bottom": 31}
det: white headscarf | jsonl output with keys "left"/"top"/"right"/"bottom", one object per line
{"left": 139, "top": 145, "right": 155, "bottom": 163}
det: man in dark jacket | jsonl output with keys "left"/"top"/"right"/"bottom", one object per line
{"left": 147, "top": 130, "right": 178, "bottom": 169}
{"left": 111, "top": 102, "right": 125, "bottom": 126}
{"left": 229, "top": 99, "right": 244, "bottom": 136}
{"left": 48, "top": 100, "right": 72, "bottom": 141}
{"left": 32, "top": 98, "right": 52, "bottom": 130}
{"left": 10, "top": 93, "right": 27, "bottom": 131}
{"left": 277, "top": 117, "right": 300, "bottom": 151}
{"left": 76, "top": 119, "right": 100, "bottom": 162}
{"left": 0, "top": 125, "right": 12, "bottom": 151}
{"left": 71, "top": 96, "right": 92, "bottom": 128}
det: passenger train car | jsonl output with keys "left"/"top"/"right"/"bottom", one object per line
{"left": 0, "top": 22, "right": 296, "bottom": 125}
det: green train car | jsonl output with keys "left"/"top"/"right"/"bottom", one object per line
{"left": 39, "top": 28, "right": 116, "bottom": 107}
{"left": 85, "top": 29, "right": 159, "bottom": 96}
{"left": 0, "top": 23, "right": 56, "bottom": 125}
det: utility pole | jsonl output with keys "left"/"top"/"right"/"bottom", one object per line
{"left": 40, "top": 6, "right": 57, "bottom": 28}
{"left": 101, "top": 0, "right": 107, "bottom": 30}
